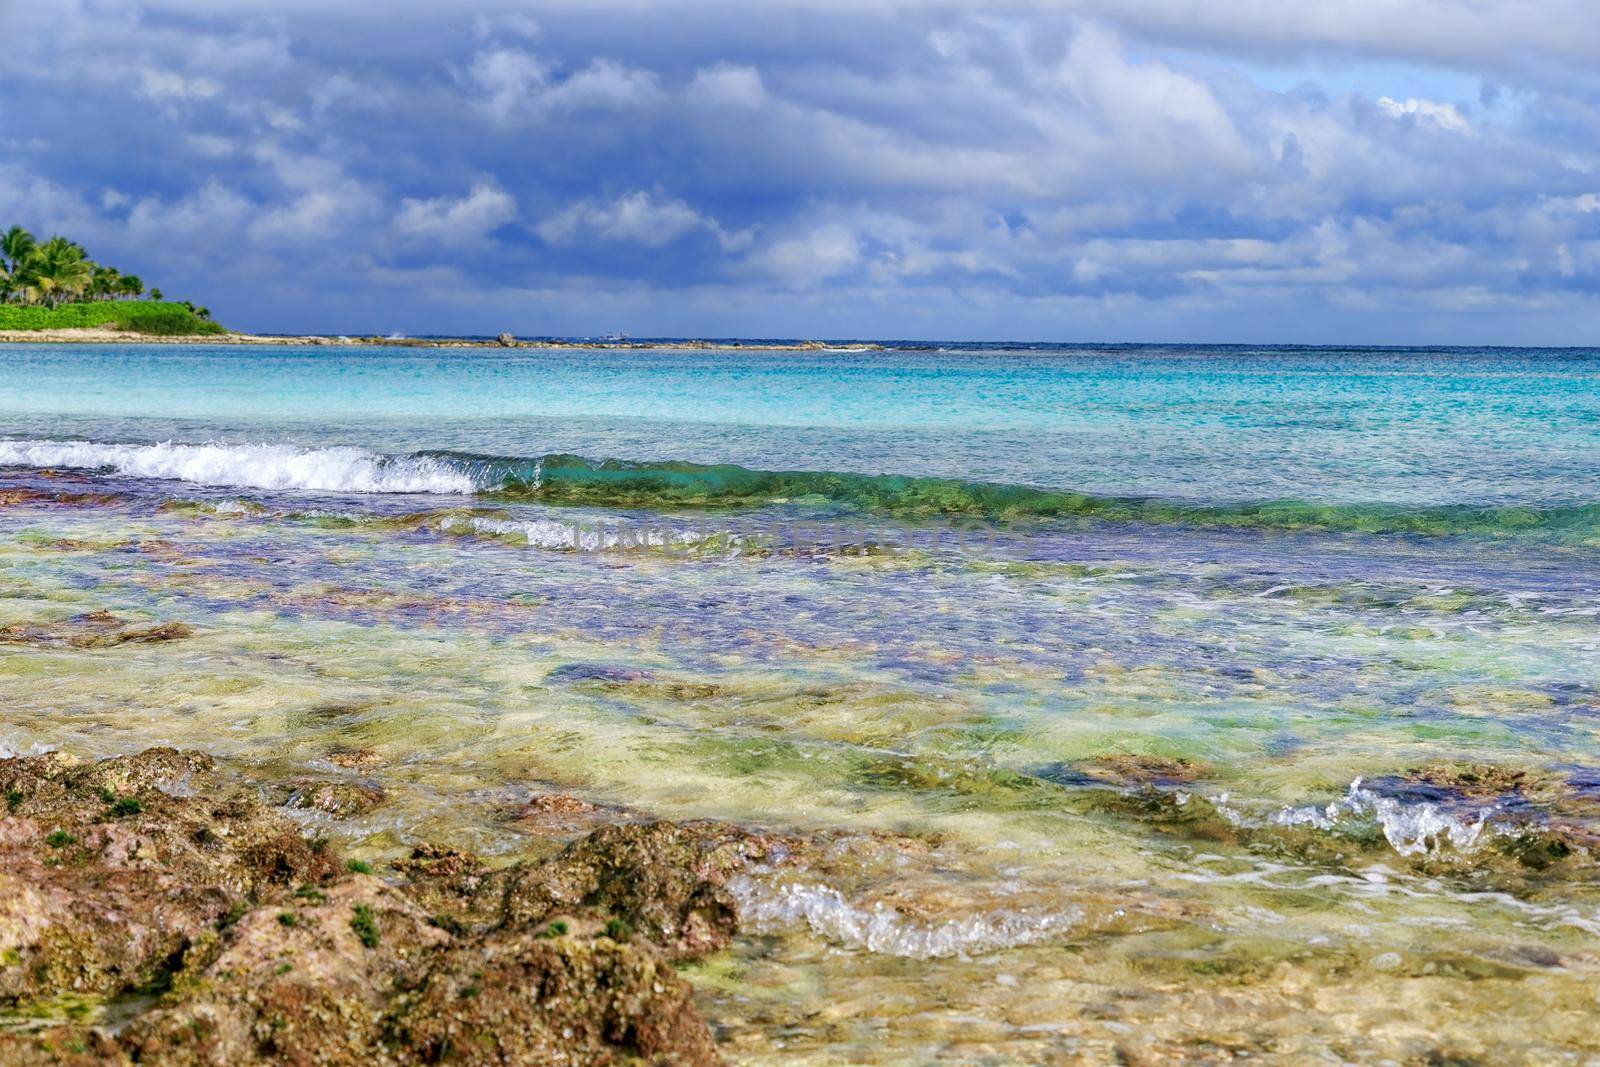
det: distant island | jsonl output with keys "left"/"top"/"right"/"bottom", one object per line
{"left": 0, "top": 223, "right": 888, "bottom": 350}
{"left": 0, "top": 224, "right": 223, "bottom": 337}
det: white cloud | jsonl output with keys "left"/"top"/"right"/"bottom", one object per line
{"left": 474, "top": 12, "right": 541, "bottom": 42}
{"left": 1377, "top": 96, "right": 1473, "bottom": 135}
{"left": 542, "top": 59, "right": 661, "bottom": 111}
{"left": 126, "top": 182, "right": 254, "bottom": 241}
{"left": 137, "top": 68, "right": 220, "bottom": 102}
{"left": 467, "top": 48, "right": 659, "bottom": 123}
{"left": 248, "top": 181, "right": 382, "bottom": 245}
{"left": 468, "top": 47, "right": 551, "bottom": 123}
{"left": 396, "top": 182, "right": 518, "bottom": 241}
{"left": 746, "top": 224, "right": 862, "bottom": 287}
{"left": 687, "top": 64, "right": 767, "bottom": 108}
{"left": 539, "top": 190, "right": 747, "bottom": 249}
{"left": 310, "top": 73, "right": 394, "bottom": 116}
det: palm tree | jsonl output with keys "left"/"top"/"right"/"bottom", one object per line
{"left": 1, "top": 226, "right": 36, "bottom": 303}
{"left": 89, "top": 265, "right": 121, "bottom": 302}
{"left": 148, "top": 287, "right": 163, "bottom": 302}
{"left": 117, "top": 274, "right": 144, "bottom": 301}
{"left": 2, "top": 226, "right": 35, "bottom": 278}
{"left": 26, "top": 237, "right": 94, "bottom": 307}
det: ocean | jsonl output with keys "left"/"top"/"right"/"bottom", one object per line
{"left": 3, "top": 341, "right": 1599, "bottom": 1062}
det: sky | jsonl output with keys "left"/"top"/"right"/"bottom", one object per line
{"left": 3, "top": 0, "right": 1599, "bottom": 344}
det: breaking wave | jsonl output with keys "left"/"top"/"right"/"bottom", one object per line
{"left": 1263, "top": 777, "right": 1500, "bottom": 857}
{"left": 4, "top": 437, "right": 1598, "bottom": 540}
{"left": 0, "top": 439, "right": 477, "bottom": 495}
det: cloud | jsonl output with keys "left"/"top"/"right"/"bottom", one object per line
{"left": 136, "top": 68, "right": 220, "bottom": 102}
{"left": 126, "top": 182, "right": 254, "bottom": 243}
{"left": 686, "top": 64, "right": 767, "bottom": 108}
{"left": 746, "top": 224, "right": 863, "bottom": 287}
{"left": 539, "top": 190, "right": 747, "bottom": 250}
{"left": 467, "top": 47, "right": 550, "bottom": 123}
{"left": 467, "top": 48, "right": 660, "bottom": 123}
{"left": 1376, "top": 96, "right": 1473, "bottom": 135}
{"left": 396, "top": 182, "right": 518, "bottom": 242}
{"left": 4, "top": 1, "right": 1600, "bottom": 341}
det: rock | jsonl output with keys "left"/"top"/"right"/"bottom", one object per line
{"left": 119, "top": 877, "right": 449, "bottom": 1065}
{"left": 0, "top": 611, "right": 194, "bottom": 649}
{"left": 0, "top": 1026, "right": 126, "bottom": 1065}
{"left": 390, "top": 844, "right": 499, "bottom": 928}
{"left": 495, "top": 332, "right": 516, "bottom": 347}
{"left": 280, "top": 777, "right": 388, "bottom": 818}
{"left": 492, "top": 820, "right": 777, "bottom": 960}
{"left": 0, "top": 489, "right": 122, "bottom": 509}
{"left": 323, "top": 747, "right": 383, "bottom": 769}
{"left": 545, "top": 662, "right": 658, "bottom": 685}
{"left": 388, "top": 922, "right": 718, "bottom": 1066}
{"left": 0, "top": 748, "right": 734, "bottom": 1065}
{"left": 1079, "top": 754, "right": 1210, "bottom": 787}
{"left": 0, "top": 748, "right": 342, "bottom": 1003}
{"left": 504, "top": 792, "right": 642, "bottom": 837}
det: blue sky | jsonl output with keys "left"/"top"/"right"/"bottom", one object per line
{"left": 4, "top": 0, "right": 1599, "bottom": 343}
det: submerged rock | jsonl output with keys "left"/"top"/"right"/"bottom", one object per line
{"left": 503, "top": 791, "right": 644, "bottom": 837}
{"left": 0, "top": 611, "right": 194, "bottom": 650}
{"left": 1085, "top": 758, "right": 1600, "bottom": 893}
{"left": 0, "top": 747, "right": 730, "bottom": 1065}
{"left": 279, "top": 776, "right": 388, "bottom": 818}
{"left": 0, "top": 489, "right": 122, "bottom": 510}
{"left": 323, "top": 747, "right": 383, "bottom": 769}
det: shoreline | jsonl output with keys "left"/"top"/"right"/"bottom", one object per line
{"left": 0, "top": 325, "right": 883, "bottom": 351}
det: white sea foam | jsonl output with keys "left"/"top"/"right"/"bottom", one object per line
{"left": 440, "top": 513, "right": 725, "bottom": 552}
{"left": 728, "top": 874, "right": 1081, "bottom": 958}
{"left": 0, "top": 439, "right": 478, "bottom": 495}
{"left": 0, "top": 739, "right": 56, "bottom": 760}
{"left": 1267, "top": 777, "right": 1493, "bottom": 857}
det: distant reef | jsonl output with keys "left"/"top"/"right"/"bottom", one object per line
{"left": 0, "top": 323, "right": 882, "bottom": 350}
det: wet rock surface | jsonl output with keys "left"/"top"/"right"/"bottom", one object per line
{"left": 277, "top": 776, "right": 389, "bottom": 818}
{"left": 0, "top": 747, "right": 743, "bottom": 1065}
{"left": 0, "top": 610, "right": 194, "bottom": 649}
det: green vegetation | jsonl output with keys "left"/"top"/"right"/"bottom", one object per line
{"left": 345, "top": 858, "right": 374, "bottom": 875}
{"left": 350, "top": 904, "right": 379, "bottom": 948}
{"left": 0, "top": 301, "right": 224, "bottom": 336}
{"left": 45, "top": 830, "right": 76, "bottom": 849}
{"left": 0, "top": 223, "right": 224, "bottom": 334}
{"left": 107, "top": 796, "right": 143, "bottom": 818}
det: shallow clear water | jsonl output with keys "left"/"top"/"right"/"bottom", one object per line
{"left": 3, "top": 341, "right": 1600, "bottom": 1063}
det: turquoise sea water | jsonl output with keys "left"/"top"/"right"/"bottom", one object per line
{"left": 3, "top": 341, "right": 1600, "bottom": 1062}
{"left": 2, "top": 343, "right": 1597, "bottom": 504}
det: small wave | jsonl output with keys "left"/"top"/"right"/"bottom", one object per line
{"left": 0, "top": 440, "right": 478, "bottom": 495}
{"left": 461, "top": 453, "right": 1600, "bottom": 539}
{"left": 728, "top": 874, "right": 1081, "bottom": 958}
{"left": 1264, "top": 778, "right": 1497, "bottom": 857}
{"left": 0, "top": 739, "right": 56, "bottom": 760}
